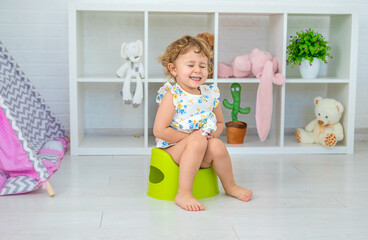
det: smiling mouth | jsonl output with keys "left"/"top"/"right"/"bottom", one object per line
{"left": 190, "top": 76, "right": 202, "bottom": 81}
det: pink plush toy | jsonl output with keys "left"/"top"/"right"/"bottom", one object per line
{"left": 250, "top": 49, "right": 285, "bottom": 142}
{"left": 218, "top": 48, "right": 285, "bottom": 141}
{"left": 218, "top": 55, "right": 251, "bottom": 78}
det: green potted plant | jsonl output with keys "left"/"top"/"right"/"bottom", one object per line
{"left": 223, "top": 83, "right": 250, "bottom": 144}
{"left": 286, "top": 28, "right": 332, "bottom": 79}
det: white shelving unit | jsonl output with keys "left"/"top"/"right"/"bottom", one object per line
{"left": 69, "top": 3, "right": 358, "bottom": 155}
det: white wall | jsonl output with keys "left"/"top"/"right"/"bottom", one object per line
{"left": 0, "top": 0, "right": 69, "bottom": 128}
{"left": 1, "top": 0, "right": 368, "bottom": 132}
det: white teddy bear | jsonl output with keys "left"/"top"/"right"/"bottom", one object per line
{"left": 296, "top": 96, "right": 344, "bottom": 148}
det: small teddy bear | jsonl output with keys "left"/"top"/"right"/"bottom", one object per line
{"left": 296, "top": 97, "right": 344, "bottom": 148}
{"left": 196, "top": 32, "right": 214, "bottom": 78}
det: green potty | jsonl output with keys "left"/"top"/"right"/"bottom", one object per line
{"left": 148, "top": 148, "right": 219, "bottom": 201}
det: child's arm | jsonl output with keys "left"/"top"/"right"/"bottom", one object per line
{"left": 153, "top": 91, "right": 189, "bottom": 143}
{"left": 212, "top": 105, "right": 225, "bottom": 138}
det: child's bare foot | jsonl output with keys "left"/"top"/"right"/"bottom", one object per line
{"left": 175, "top": 191, "right": 205, "bottom": 211}
{"left": 225, "top": 184, "right": 253, "bottom": 202}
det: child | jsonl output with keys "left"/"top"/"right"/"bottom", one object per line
{"left": 153, "top": 35, "right": 253, "bottom": 211}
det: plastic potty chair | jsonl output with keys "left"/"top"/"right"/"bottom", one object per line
{"left": 147, "top": 148, "right": 219, "bottom": 201}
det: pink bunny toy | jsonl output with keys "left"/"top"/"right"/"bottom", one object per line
{"left": 250, "top": 48, "right": 285, "bottom": 142}
{"left": 218, "top": 55, "right": 252, "bottom": 78}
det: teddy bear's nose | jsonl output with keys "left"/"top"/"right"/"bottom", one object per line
{"left": 318, "top": 120, "right": 324, "bottom": 125}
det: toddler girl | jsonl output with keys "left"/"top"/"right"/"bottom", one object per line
{"left": 153, "top": 35, "right": 252, "bottom": 211}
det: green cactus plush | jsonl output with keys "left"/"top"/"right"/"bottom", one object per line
{"left": 223, "top": 83, "right": 251, "bottom": 122}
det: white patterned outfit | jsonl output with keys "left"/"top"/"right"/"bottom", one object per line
{"left": 155, "top": 82, "right": 220, "bottom": 148}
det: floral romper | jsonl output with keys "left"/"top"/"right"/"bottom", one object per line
{"left": 155, "top": 82, "right": 220, "bottom": 148}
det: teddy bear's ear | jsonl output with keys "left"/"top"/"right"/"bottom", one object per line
{"left": 314, "top": 96, "right": 323, "bottom": 106}
{"left": 336, "top": 101, "right": 344, "bottom": 113}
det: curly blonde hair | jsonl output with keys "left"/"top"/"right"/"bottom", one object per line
{"left": 158, "top": 35, "right": 214, "bottom": 81}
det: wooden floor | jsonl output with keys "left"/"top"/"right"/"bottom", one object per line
{"left": 1, "top": 131, "right": 368, "bottom": 239}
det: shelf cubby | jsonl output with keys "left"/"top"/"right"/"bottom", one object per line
{"left": 284, "top": 82, "right": 350, "bottom": 150}
{"left": 148, "top": 12, "right": 215, "bottom": 79}
{"left": 76, "top": 11, "right": 145, "bottom": 78}
{"left": 218, "top": 82, "right": 283, "bottom": 147}
{"left": 217, "top": 13, "right": 286, "bottom": 80}
{"left": 76, "top": 82, "right": 146, "bottom": 154}
{"left": 286, "top": 14, "right": 352, "bottom": 80}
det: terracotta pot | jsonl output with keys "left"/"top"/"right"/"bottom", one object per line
{"left": 225, "top": 121, "right": 247, "bottom": 144}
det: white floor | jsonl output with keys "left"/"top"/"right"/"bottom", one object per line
{"left": 1, "top": 132, "right": 368, "bottom": 240}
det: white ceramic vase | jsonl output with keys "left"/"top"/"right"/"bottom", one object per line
{"left": 299, "top": 58, "right": 320, "bottom": 79}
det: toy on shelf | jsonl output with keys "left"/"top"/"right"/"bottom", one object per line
{"left": 196, "top": 32, "right": 214, "bottom": 78}
{"left": 223, "top": 83, "right": 251, "bottom": 144}
{"left": 250, "top": 49, "right": 285, "bottom": 142}
{"left": 116, "top": 40, "right": 145, "bottom": 108}
{"left": 296, "top": 97, "right": 344, "bottom": 148}
{"left": 218, "top": 54, "right": 251, "bottom": 78}
{"left": 295, "top": 97, "right": 344, "bottom": 148}
{"left": 219, "top": 49, "right": 285, "bottom": 141}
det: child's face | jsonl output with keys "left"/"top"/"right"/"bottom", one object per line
{"left": 168, "top": 47, "right": 208, "bottom": 94}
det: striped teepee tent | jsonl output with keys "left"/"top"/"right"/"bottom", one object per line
{"left": 0, "top": 41, "right": 68, "bottom": 196}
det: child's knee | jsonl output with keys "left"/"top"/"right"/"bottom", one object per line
{"left": 188, "top": 134, "right": 207, "bottom": 150}
{"left": 209, "top": 138, "right": 225, "bottom": 147}
{"left": 208, "top": 138, "right": 227, "bottom": 155}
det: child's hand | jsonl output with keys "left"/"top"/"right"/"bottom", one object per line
{"left": 189, "top": 129, "right": 205, "bottom": 136}
{"left": 205, "top": 132, "right": 215, "bottom": 140}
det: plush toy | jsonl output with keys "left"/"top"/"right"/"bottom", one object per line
{"left": 219, "top": 49, "right": 285, "bottom": 141}
{"left": 196, "top": 32, "right": 214, "bottom": 78}
{"left": 196, "top": 32, "right": 214, "bottom": 50}
{"left": 218, "top": 54, "right": 251, "bottom": 78}
{"left": 250, "top": 49, "right": 285, "bottom": 142}
{"left": 296, "top": 97, "right": 344, "bottom": 148}
{"left": 223, "top": 83, "right": 251, "bottom": 122}
{"left": 223, "top": 83, "right": 251, "bottom": 144}
{"left": 116, "top": 40, "right": 145, "bottom": 108}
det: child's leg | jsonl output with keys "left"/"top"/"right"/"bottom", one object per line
{"left": 201, "top": 138, "right": 253, "bottom": 202}
{"left": 164, "top": 131, "right": 208, "bottom": 211}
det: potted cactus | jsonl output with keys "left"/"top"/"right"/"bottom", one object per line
{"left": 223, "top": 83, "right": 251, "bottom": 144}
